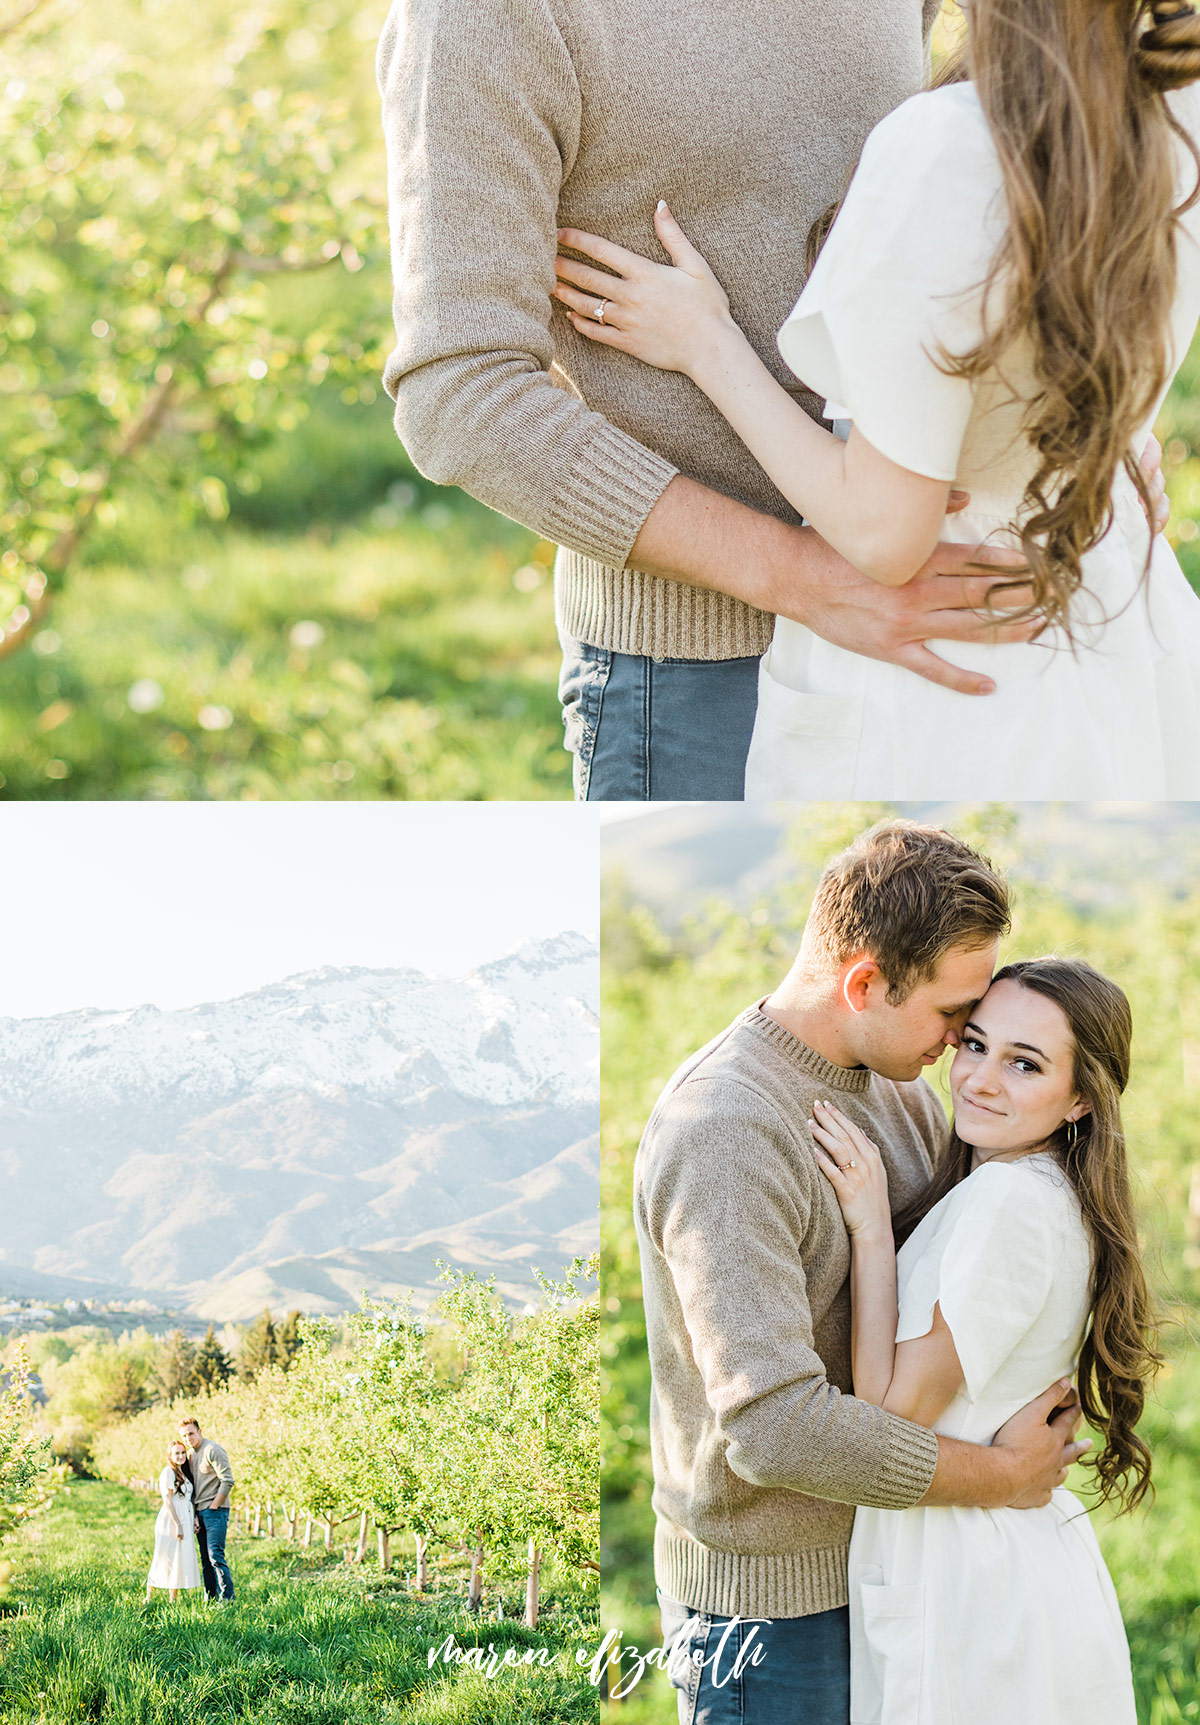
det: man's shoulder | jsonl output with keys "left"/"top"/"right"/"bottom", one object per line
{"left": 378, "top": 0, "right": 576, "bottom": 62}
{"left": 647, "top": 1010, "right": 801, "bottom": 1130}
{"left": 636, "top": 1011, "right": 818, "bottom": 1209}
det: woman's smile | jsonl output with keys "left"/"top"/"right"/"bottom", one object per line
{"left": 957, "top": 1093, "right": 1003, "bottom": 1116}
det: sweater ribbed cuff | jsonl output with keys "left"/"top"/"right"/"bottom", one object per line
{"left": 544, "top": 417, "right": 678, "bottom": 570}
{"left": 866, "top": 1418, "right": 940, "bottom": 1510}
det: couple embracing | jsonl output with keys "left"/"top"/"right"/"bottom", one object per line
{"left": 636, "top": 822, "right": 1153, "bottom": 1722}
{"left": 380, "top": 0, "right": 1200, "bottom": 801}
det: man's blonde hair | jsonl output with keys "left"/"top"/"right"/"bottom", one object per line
{"left": 805, "top": 821, "right": 1011, "bottom": 1002}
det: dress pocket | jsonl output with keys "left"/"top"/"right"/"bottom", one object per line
{"left": 852, "top": 1566, "right": 926, "bottom": 1725}
{"left": 744, "top": 654, "right": 863, "bottom": 798}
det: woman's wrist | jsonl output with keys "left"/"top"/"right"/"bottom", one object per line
{"left": 686, "top": 316, "right": 752, "bottom": 392}
{"left": 849, "top": 1220, "right": 896, "bottom": 1251}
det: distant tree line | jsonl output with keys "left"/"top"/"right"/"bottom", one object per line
{"left": 154, "top": 1310, "right": 305, "bottom": 1404}
{"left": 3, "top": 1308, "right": 306, "bottom": 1472}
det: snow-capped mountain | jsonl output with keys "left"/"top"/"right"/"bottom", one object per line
{"left": 1, "top": 933, "right": 598, "bottom": 1317}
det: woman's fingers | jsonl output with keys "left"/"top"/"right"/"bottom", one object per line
{"left": 811, "top": 1116, "right": 854, "bottom": 1158}
{"left": 554, "top": 254, "right": 624, "bottom": 297}
{"left": 557, "top": 226, "right": 640, "bottom": 276}
{"left": 824, "top": 1105, "right": 879, "bottom": 1161}
{"left": 653, "top": 200, "right": 709, "bottom": 274}
{"left": 553, "top": 281, "right": 621, "bottom": 323}
{"left": 566, "top": 309, "right": 629, "bottom": 349}
{"left": 811, "top": 1142, "right": 849, "bottom": 1186}
{"left": 813, "top": 1099, "right": 865, "bottom": 1154}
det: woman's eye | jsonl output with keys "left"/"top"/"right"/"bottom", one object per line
{"left": 1013, "top": 1058, "right": 1041, "bottom": 1075}
{"left": 963, "top": 1036, "right": 985, "bottom": 1053}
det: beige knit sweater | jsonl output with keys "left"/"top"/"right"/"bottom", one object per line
{"left": 634, "top": 1006, "right": 945, "bottom": 1619}
{"left": 377, "top": 0, "right": 937, "bottom": 661}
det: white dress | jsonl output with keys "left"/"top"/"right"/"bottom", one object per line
{"left": 745, "top": 80, "right": 1200, "bottom": 798}
{"left": 147, "top": 1468, "right": 202, "bottom": 1591}
{"left": 848, "top": 1155, "right": 1135, "bottom": 1725}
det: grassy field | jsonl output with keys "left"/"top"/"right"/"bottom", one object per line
{"left": 0, "top": 1482, "right": 598, "bottom": 1724}
{"left": 599, "top": 811, "right": 1200, "bottom": 1722}
{"left": 0, "top": 397, "right": 569, "bottom": 803}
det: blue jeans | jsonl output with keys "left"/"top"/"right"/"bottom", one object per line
{"left": 659, "top": 1593, "right": 850, "bottom": 1725}
{"left": 195, "top": 1507, "right": 235, "bottom": 1601}
{"left": 558, "top": 636, "right": 760, "bottom": 800}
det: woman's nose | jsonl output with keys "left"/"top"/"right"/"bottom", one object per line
{"left": 966, "top": 1058, "right": 1001, "bottom": 1092}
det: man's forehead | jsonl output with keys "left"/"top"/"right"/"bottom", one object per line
{"left": 922, "top": 940, "right": 998, "bottom": 998}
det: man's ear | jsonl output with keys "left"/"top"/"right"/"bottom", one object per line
{"left": 842, "top": 957, "right": 882, "bottom": 1015}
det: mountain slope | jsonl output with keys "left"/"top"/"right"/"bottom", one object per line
{"left": 2, "top": 934, "right": 598, "bottom": 1317}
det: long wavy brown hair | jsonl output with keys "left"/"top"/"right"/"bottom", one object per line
{"left": 166, "top": 1441, "right": 192, "bottom": 1496}
{"left": 892, "top": 958, "right": 1160, "bottom": 1512}
{"left": 808, "top": 0, "right": 1200, "bottom": 632}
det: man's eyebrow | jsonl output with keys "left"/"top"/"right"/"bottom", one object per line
{"left": 962, "top": 1020, "right": 1048, "bottom": 1059}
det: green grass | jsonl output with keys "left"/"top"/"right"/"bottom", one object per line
{"left": 0, "top": 1482, "right": 598, "bottom": 1724}
{"left": 0, "top": 502, "right": 567, "bottom": 801}
{"left": 0, "top": 393, "right": 571, "bottom": 802}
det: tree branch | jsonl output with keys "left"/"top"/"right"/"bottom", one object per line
{"left": 0, "top": 257, "right": 235, "bottom": 660}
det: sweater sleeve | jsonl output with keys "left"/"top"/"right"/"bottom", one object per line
{"left": 210, "top": 1443, "right": 235, "bottom": 1490}
{"left": 375, "top": 0, "right": 679, "bottom": 566}
{"left": 642, "top": 1078, "right": 938, "bottom": 1509}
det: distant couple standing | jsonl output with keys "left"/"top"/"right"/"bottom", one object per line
{"left": 379, "top": 0, "right": 1200, "bottom": 800}
{"left": 635, "top": 823, "right": 1154, "bottom": 1722}
{"left": 145, "top": 1416, "right": 236, "bottom": 1605}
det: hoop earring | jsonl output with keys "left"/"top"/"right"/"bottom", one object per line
{"left": 1066, "top": 1119, "right": 1078, "bottom": 1149}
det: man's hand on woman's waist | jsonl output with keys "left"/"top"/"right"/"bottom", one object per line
{"left": 630, "top": 475, "right": 1041, "bottom": 697}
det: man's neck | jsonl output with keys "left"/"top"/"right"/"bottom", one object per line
{"left": 760, "top": 989, "right": 862, "bottom": 1070}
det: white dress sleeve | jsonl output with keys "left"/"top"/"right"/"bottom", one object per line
{"left": 777, "top": 85, "right": 1006, "bottom": 481}
{"left": 896, "top": 1163, "right": 1057, "bottom": 1402}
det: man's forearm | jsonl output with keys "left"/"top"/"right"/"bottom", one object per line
{"left": 920, "top": 1434, "right": 1019, "bottom": 1509}
{"left": 629, "top": 473, "right": 811, "bottom": 616}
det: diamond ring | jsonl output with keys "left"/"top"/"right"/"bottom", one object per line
{"left": 595, "top": 298, "right": 609, "bottom": 324}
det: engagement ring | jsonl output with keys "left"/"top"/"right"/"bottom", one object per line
{"left": 595, "top": 298, "right": 609, "bottom": 323}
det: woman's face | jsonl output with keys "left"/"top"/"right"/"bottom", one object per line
{"left": 948, "top": 977, "right": 1086, "bottom": 1158}
{"left": 168, "top": 1443, "right": 187, "bottom": 1466}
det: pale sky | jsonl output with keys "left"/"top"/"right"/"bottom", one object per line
{"left": 0, "top": 803, "right": 599, "bottom": 1018}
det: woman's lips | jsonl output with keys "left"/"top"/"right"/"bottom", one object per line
{"left": 959, "top": 1094, "right": 1002, "bottom": 1116}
